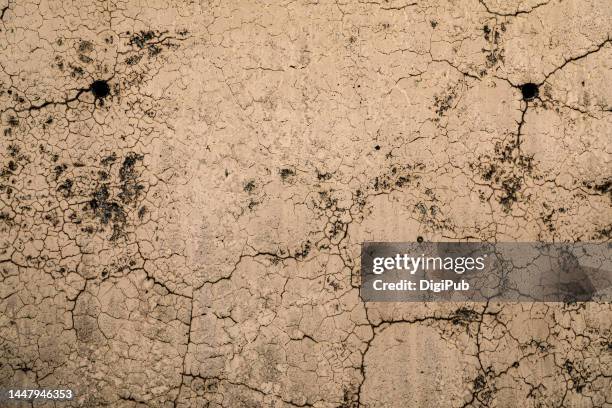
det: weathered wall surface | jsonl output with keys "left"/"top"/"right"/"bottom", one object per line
{"left": 0, "top": 0, "right": 610, "bottom": 407}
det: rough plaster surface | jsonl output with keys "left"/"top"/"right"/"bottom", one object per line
{"left": 0, "top": 0, "right": 611, "bottom": 407}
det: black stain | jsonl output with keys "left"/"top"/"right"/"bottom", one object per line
{"left": 80, "top": 152, "right": 145, "bottom": 241}
{"left": 125, "top": 54, "right": 142, "bottom": 65}
{"left": 499, "top": 175, "right": 522, "bottom": 208}
{"left": 90, "top": 80, "right": 110, "bottom": 99}
{"left": 520, "top": 83, "right": 539, "bottom": 101}
{"left": 57, "top": 179, "right": 73, "bottom": 197}
{"left": 416, "top": 236, "right": 424, "bottom": 243}
{"left": 243, "top": 180, "right": 255, "bottom": 192}
{"left": 101, "top": 153, "right": 117, "bottom": 166}
{"left": 70, "top": 65, "right": 84, "bottom": 77}
{"left": 130, "top": 31, "right": 156, "bottom": 49}
{"left": 118, "top": 152, "right": 145, "bottom": 204}
{"left": 594, "top": 179, "right": 611, "bottom": 195}
{"left": 483, "top": 25, "right": 491, "bottom": 40}
{"left": 316, "top": 170, "right": 332, "bottom": 181}
{"left": 148, "top": 45, "right": 162, "bottom": 57}
{"left": 279, "top": 168, "right": 296, "bottom": 180}
{"left": 54, "top": 164, "right": 67, "bottom": 179}
{"left": 295, "top": 240, "right": 311, "bottom": 259}
{"left": 433, "top": 87, "right": 457, "bottom": 117}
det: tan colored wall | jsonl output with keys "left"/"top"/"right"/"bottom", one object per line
{"left": 0, "top": 0, "right": 610, "bottom": 406}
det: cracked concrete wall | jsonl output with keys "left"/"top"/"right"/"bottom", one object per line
{"left": 0, "top": 0, "right": 610, "bottom": 407}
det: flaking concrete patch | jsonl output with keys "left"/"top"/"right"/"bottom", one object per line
{"left": 361, "top": 323, "right": 476, "bottom": 407}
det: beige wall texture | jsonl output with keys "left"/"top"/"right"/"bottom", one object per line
{"left": 0, "top": 0, "right": 611, "bottom": 407}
